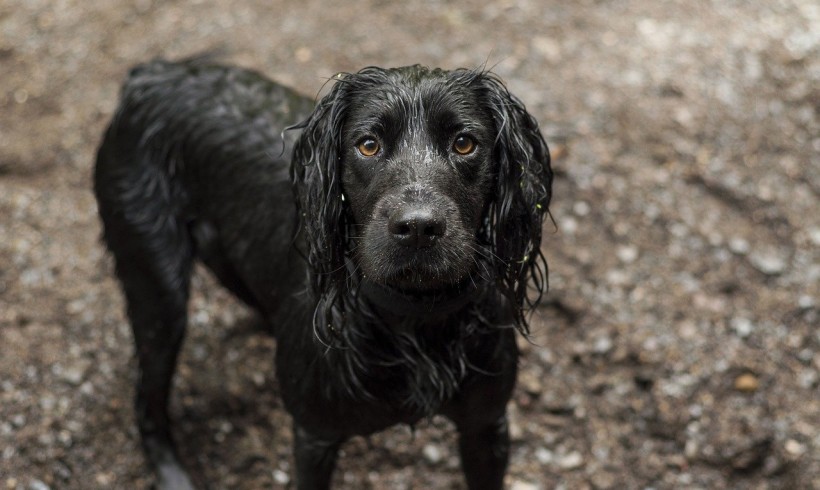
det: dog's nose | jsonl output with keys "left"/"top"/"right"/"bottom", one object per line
{"left": 388, "top": 207, "right": 446, "bottom": 248}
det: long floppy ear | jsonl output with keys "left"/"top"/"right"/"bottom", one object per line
{"left": 289, "top": 75, "right": 352, "bottom": 344}
{"left": 478, "top": 73, "right": 553, "bottom": 332}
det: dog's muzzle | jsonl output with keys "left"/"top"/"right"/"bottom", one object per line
{"left": 388, "top": 205, "right": 446, "bottom": 248}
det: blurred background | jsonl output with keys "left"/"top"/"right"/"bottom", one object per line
{"left": 0, "top": 0, "right": 817, "bottom": 488}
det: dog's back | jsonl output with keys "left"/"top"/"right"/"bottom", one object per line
{"left": 93, "top": 59, "right": 317, "bottom": 489}
{"left": 95, "top": 58, "right": 313, "bottom": 312}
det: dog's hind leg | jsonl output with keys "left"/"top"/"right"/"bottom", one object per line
{"left": 293, "top": 424, "right": 345, "bottom": 490}
{"left": 95, "top": 146, "right": 196, "bottom": 490}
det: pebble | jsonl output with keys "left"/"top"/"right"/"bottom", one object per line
{"left": 748, "top": 250, "right": 788, "bottom": 275}
{"left": 590, "top": 472, "right": 617, "bottom": 489}
{"left": 684, "top": 439, "right": 699, "bottom": 459}
{"left": 729, "top": 317, "right": 754, "bottom": 338}
{"left": 510, "top": 481, "right": 541, "bottom": 490}
{"left": 560, "top": 216, "right": 578, "bottom": 235}
{"left": 593, "top": 335, "right": 614, "bottom": 354}
{"left": 616, "top": 245, "right": 639, "bottom": 263}
{"left": 784, "top": 439, "right": 806, "bottom": 456}
{"left": 28, "top": 480, "right": 50, "bottom": 490}
{"left": 422, "top": 444, "right": 442, "bottom": 464}
{"left": 797, "top": 295, "right": 814, "bottom": 309}
{"left": 535, "top": 447, "right": 553, "bottom": 464}
{"left": 508, "top": 405, "right": 524, "bottom": 440}
{"left": 272, "top": 469, "right": 290, "bottom": 485}
{"left": 606, "top": 269, "right": 630, "bottom": 286}
{"left": 733, "top": 373, "right": 760, "bottom": 392}
{"left": 573, "top": 201, "right": 590, "bottom": 216}
{"left": 94, "top": 473, "right": 112, "bottom": 485}
{"left": 556, "top": 451, "right": 584, "bottom": 470}
{"left": 728, "top": 237, "right": 750, "bottom": 254}
{"left": 55, "top": 361, "right": 89, "bottom": 386}
{"left": 518, "top": 371, "right": 543, "bottom": 395}
{"left": 808, "top": 227, "right": 820, "bottom": 246}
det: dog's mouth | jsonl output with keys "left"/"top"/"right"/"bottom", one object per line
{"left": 364, "top": 245, "right": 476, "bottom": 292}
{"left": 358, "top": 272, "right": 486, "bottom": 318}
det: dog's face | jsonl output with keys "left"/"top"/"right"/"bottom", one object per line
{"left": 292, "top": 65, "right": 552, "bottom": 333}
{"left": 339, "top": 67, "right": 496, "bottom": 292}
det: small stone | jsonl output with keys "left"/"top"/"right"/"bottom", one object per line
{"left": 590, "top": 472, "right": 617, "bottom": 489}
{"left": 6, "top": 478, "right": 18, "bottom": 489}
{"left": 560, "top": 216, "right": 578, "bottom": 235}
{"left": 593, "top": 336, "right": 613, "bottom": 354}
{"left": 606, "top": 269, "right": 629, "bottom": 286}
{"left": 508, "top": 406, "right": 524, "bottom": 441}
{"left": 730, "top": 317, "right": 754, "bottom": 338}
{"left": 272, "top": 469, "right": 290, "bottom": 485}
{"left": 66, "top": 299, "right": 85, "bottom": 315}
{"left": 13, "top": 89, "right": 28, "bottom": 104}
{"left": 728, "top": 237, "right": 750, "bottom": 254}
{"left": 734, "top": 373, "right": 759, "bottom": 392}
{"left": 422, "top": 444, "right": 442, "bottom": 464}
{"left": 684, "top": 439, "right": 699, "bottom": 459}
{"left": 94, "top": 473, "right": 112, "bottom": 486}
{"left": 749, "top": 250, "right": 787, "bottom": 275}
{"left": 616, "top": 245, "right": 639, "bottom": 263}
{"left": 573, "top": 201, "right": 590, "bottom": 216}
{"left": 57, "top": 361, "right": 89, "bottom": 386}
{"left": 28, "top": 480, "right": 50, "bottom": 490}
{"left": 784, "top": 439, "right": 806, "bottom": 456}
{"left": 556, "top": 450, "right": 584, "bottom": 469}
{"left": 808, "top": 227, "right": 820, "bottom": 246}
{"left": 518, "top": 371, "right": 543, "bottom": 395}
{"left": 535, "top": 447, "right": 553, "bottom": 464}
{"left": 510, "top": 480, "right": 540, "bottom": 490}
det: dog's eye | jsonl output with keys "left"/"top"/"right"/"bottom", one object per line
{"left": 452, "top": 135, "right": 476, "bottom": 155}
{"left": 356, "top": 138, "right": 380, "bottom": 157}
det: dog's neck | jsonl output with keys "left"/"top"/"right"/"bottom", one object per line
{"left": 356, "top": 278, "right": 487, "bottom": 324}
{"left": 329, "top": 275, "right": 505, "bottom": 417}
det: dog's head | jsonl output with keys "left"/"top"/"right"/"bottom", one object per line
{"left": 291, "top": 66, "right": 552, "bottom": 338}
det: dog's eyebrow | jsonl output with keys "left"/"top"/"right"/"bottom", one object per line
{"left": 345, "top": 115, "right": 386, "bottom": 137}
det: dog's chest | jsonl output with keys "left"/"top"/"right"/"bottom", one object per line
{"left": 277, "top": 322, "right": 509, "bottom": 436}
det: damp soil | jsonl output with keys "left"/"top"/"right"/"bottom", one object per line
{"left": 1, "top": 1, "right": 817, "bottom": 488}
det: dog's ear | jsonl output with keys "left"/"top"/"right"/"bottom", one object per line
{"left": 289, "top": 75, "right": 352, "bottom": 343}
{"left": 478, "top": 73, "right": 553, "bottom": 331}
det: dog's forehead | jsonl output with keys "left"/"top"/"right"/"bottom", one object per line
{"left": 342, "top": 66, "right": 486, "bottom": 128}
{"left": 352, "top": 66, "right": 476, "bottom": 101}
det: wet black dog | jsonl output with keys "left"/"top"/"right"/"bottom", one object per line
{"left": 94, "top": 56, "right": 552, "bottom": 489}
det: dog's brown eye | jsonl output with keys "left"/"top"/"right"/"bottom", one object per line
{"left": 453, "top": 135, "right": 476, "bottom": 155}
{"left": 357, "top": 138, "right": 380, "bottom": 157}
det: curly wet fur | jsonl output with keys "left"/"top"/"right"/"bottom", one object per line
{"left": 94, "top": 56, "right": 552, "bottom": 489}
{"left": 291, "top": 67, "right": 552, "bottom": 346}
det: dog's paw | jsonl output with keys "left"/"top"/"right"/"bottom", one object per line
{"left": 156, "top": 462, "right": 196, "bottom": 490}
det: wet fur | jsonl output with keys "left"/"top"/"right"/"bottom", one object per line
{"left": 94, "top": 57, "right": 552, "bottom": 489}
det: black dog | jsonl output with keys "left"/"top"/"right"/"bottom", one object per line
{"left": 94, "top": 56, "right": 552, "bottom": 489}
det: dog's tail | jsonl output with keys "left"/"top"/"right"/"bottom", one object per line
{"left": 126, "top": 46, "right": 231, "bottom": 79}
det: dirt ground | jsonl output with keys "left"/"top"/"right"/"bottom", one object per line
{"left": 1, "top": 0, "right": 818, "bottom": 488}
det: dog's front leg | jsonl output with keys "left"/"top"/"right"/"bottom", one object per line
{"left": 456, "top": 414, "right": 510, "bottom": 490}
{"left": 292, "top": 423, "right": 345, "bottom": 490}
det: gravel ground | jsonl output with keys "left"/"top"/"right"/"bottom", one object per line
{"left": 1, "top": 1, "right": 818, "bottom": 489}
